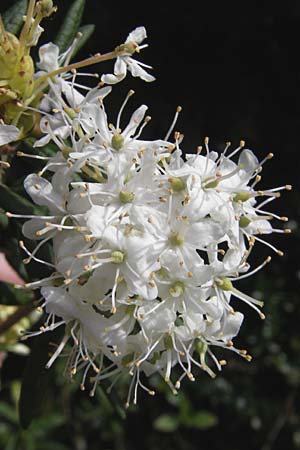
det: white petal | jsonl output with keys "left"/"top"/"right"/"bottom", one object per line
{"left": 28, "top": 24, "right": 44, "bottom": 46}
{"left": 126, "top": 26, "right": 147, "bottom": 44}
{"left": 37, "top": 42, "right": 60, "bottom": 72}
{"left": 122, "top": 104, "right": 148, "bottom": 137}
{"left": 238, "top": 149, "right": 259, "bottom": 176}
{"left": 101, "top": 58, "right": 127, "bottom": 84}
{"left": 0, "top": 124, "right": 20, "bottom": 146}
{"left": 101, "top": 72, "right": 126, "bottom": 84}
{"left": 127, "top": 60, "right": 155, "bottom": 82}
{"left": 24, "top": 174, "right": 65, "bottom": 214}
{"left": 114, "top": 57, "right": 127, "bottom": 76}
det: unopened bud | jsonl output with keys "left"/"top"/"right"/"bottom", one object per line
{"left": 36, "top": 0, "right": 55, "bottom": 17}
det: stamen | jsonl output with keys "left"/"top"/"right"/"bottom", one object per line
{"left": 164, "top": 106, "right": 182, "bottom": 141}
{"left": 19, "top": 240, "right": 55, "bottom": 268}
{"left": 116, "top": 90, "right": 135, "bottom": 130}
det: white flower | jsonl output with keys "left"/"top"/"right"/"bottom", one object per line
{"left": 101, "top": 27, "right": 155, "bottom": 84}
{"left": 13, "top": 77, "right": 290, "bottom": 406}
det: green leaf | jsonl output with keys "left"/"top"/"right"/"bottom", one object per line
{"left": 0, "top": 207, "right": 9, "bottom": 230}
{"left": 2, "top": 0, "right": 28, "bottom": 35}
{"left": 0, "top": 281, "right": 33, "bottom": 305}
{"left": 153, "top": 414, "right": 179, "bottom": 432}
{"left": 0, "top": 183, "right": 44, "bottom": 216}
{"left": 4, "top": 238, "right": 29, "bottom": 282}
{"left": 18, "top": 329, "right": 62, "bottom": 429}
{"left": 0, "top": 402, "right": 18, "bottom": 424}
{"left": 23, "top": 137, "right": 59, "bottom": 158}
{"left": 184, "top": 410, "right": 218, "bottom": 430}
{"left": 70, "top": 24, "right": 95, "bottom": 59}
{"left": 54, "top": 0, "right": 86, "bottom": 53}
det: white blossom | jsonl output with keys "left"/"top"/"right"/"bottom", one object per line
{"left": 101, "top": 27, "right": 155, "bottom": 84}
{"left": 10, "top": 48, "right": 291, "bottom": 407}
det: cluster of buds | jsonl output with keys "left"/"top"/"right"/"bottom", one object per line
{"left": 0, "top": 0, "right": 57, "bottom": 139}
{"left": 5, "top": 38, "right": 291, "bottom": 404}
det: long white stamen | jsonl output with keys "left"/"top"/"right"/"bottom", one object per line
{"left": 116, "top": 90, "right": 135, "bottom": 130}
{"left": 229, "top": 256, "right": 271, "bottom": 281}
{"left": 46, "top": 334, "right": 69, "bottom": 369}
{"left": 164, "top": 106, "right": 182, "bottom": 141}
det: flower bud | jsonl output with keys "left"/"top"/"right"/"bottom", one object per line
{"left": 36, "top": 0, "right": 56, "bottom": 17}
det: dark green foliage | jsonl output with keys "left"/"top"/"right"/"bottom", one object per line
{"left": 70, "top": 24, "right": 96, "bottom": 60}
{"left": 2, "top": 0, "right": 28, "bottom": 35}
{"left": 0, "top": 282, "right": 33, "bottom": 306}
{"left": 54, "top": 0, "right": 86, "bottom": 53}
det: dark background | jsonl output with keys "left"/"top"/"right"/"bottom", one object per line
{"left": 1, "top": 1, "right": 300, "bottom": 449}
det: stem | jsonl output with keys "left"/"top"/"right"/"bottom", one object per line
{"left": 19, "top": 0, "right": 36, "bottom": 53}
{"left": 0, "top": 15, "right": 6, "bottom": 41}
{"left": 34, "top": 50, "right": 118, "bottom": 87}
{"left": 0, "top": 304, "right": 35, "bottom": 336}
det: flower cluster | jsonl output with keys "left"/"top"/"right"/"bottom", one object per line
{"left": 0, "top": 0, "right": 154, "bottom": 147}
{"left": 6, "top": 32, "right": 291, "bottom": 406}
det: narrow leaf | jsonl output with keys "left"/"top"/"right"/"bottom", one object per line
{"left": 0, "top": 281, "right": 33, "bottom": 305}
{"left": 4, "top": 238, "right": 29, "bottom": 282}
{"left": 153, "top": 414, "right": 179, "bottom": 432}
{"left": 0, "top": 207, "right": 9, "bottom": 230}
{"left": 0, "top": 183, "right": 45, "bottom": 215}
{"left": 23, "top": 137, "right": 59, "bottom": 158}
{"left": 2, "top": 0, "right": 28, "bottom": 35}
{"left": 54, "top": 0, "right": 86, "bottom": 53}
{"left": 70, "top": 24, "right": 95, "bottom": 59}
{"left": 184, "top": 410, "right": 218, "bottom": 430}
